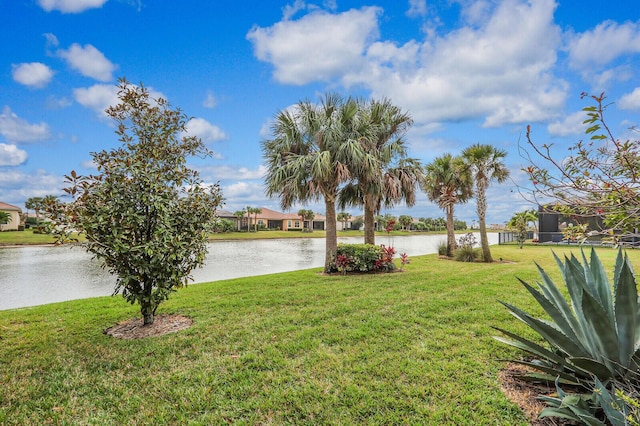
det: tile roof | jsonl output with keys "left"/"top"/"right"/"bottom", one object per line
{"left": 0, "top": 202, "right": 21, "bottom": 212}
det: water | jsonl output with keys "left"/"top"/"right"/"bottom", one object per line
{"left": 0, "top": 233, "right": 497, "bottom": 311}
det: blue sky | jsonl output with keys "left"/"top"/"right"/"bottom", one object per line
{"left": 1, "top": 0, "right": 639, "bottom": 225}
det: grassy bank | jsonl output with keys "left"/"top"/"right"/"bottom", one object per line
{"left": 0, "top": 245, "right": 627, "bottom": 424}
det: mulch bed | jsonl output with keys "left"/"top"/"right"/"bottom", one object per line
{"left": 103, "top": 313, "right": 193, "bottom": 339}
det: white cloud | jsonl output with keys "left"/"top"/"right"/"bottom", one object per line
{"left": 250, "top": 0, "right": 566, "bottom": 127}
{"left": 247, "top": 6, "right": 381, "bottom": 85}
{"left": 406, "top": 0, "right": 427, "bottom": 18}
{"left": 0, "top": 169, "right": 65, "bottom": 208}
{"left": 547, "top": 110, "right": 589, "bottom": 136}
{"left": 619, "top": 87, "right": 640, "bottom": 111}
{"left": 38, "top": 0, "right": 108, "bottom": 13}
{"left": 12, "top": 62, "right": 54, "bottom": 88}
{"left": 199, "top": 164, "right": 267, "bottom": 181}
{"left": 0, "top": 144, "right": 28, "bottom": 166}
{"left": 57, "top": 43, "right": 116, "bottom": 81}
{"left": 567, "top": 20, "right": 640, "bottom": 70}
{"left": 0, "top": 107, "right": 51, "bottom": 143}
{"left": 73, "top": 84, "right": 119, "bottom": 118}
{"left": 184, "top": 118, "right": 227, "bottom": 143}
{"left": 202, "top": 91, "right": 218, "bottom": 108}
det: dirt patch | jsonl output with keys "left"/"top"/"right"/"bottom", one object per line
{"left": 104, "top": 314, "right": 193, "bottom": 339}
{"left": 499, "top": 363, "right": 569, "bottom": 425}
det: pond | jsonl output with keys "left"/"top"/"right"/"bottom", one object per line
{"left": 0, "top": 233, "right": 498, "bottom": 311}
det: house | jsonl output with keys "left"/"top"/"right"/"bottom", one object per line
{"left": 0, "top": 202, "right": 22, "bottom": 231}
{"left": 220, "top": 207, "right": 327, "bottom": 231}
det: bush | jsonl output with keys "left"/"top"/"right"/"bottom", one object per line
{"left": 454, "top": 245, "right": 479, "bottom": 262}
{"left": 495, "top": 248, "right": 640, "bottom": 424}
{"left": 437, "top": 240, "right": 448, "bottom": 256}
{"left": 331, "top": 244, "right": 396, "bottom": 273}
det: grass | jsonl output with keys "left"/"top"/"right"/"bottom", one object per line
{"left": 0, "top": 245, "right": 629, "bottom": 424}
{"left": 0, "top": 229, "right": 57, "bottom": 245}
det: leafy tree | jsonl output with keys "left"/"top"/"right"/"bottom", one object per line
{"left": 338, "top": 98, "right": 422, "bottom": 245}
{"left": 423, "top": 154, "right": 472, "bottom": 257}
{"left": 398, "top": 214, "right": 413, "bottom": 231}
{"left": 298, "top": 209, "right": 315, "bottom": 232}
{"left": 52, "top": 80, "right": 223, "bottom": 325}
{"left": 454, "top": 219, "right": 468, "bottom": 230}
{"left": 523, "top": 92, "right": 640, "bottom": 237}
{"left": 507, "top": 209, "right": 537, "bottom": 248}
{"left": 351, "top": 216, "right": 364, "bottom": 231}
{"left": 233, "top": 210, "right": 246, "bottom": 231}
{"left": 462, "top": 143, "right": 509, "bottom": 263}
{"left": 337, "top": 211, "right": 352, "bottom": 230}
{"left": 0, "top": 211, "right": 11, "bottom": 226}
{"left": 262, "top": 93, "right": 369, "bottom": 272}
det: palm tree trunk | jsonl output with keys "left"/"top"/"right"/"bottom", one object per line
{"left": 324, "top": 197, "right": 338, "bottom": 273}
{"left": 446, "top": 204, "right": 456, "bottom": 257}
{"left": 363, "top": 193, "right": 376, "bottom": 245}
{"left": 476, "top": 182, "right": 492, "bottom": 262}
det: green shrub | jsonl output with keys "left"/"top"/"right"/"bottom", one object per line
{"left": 454, "top": 245, "right": 479, "bottom": 262}
{"left": 437, "top": 240, "right": 448, "bottom": 256}
{"left": 495, "top": 248, "right": 640, "bottom": 423}
{"left": 331, "top": 243, "right": 396, "bottom": 273}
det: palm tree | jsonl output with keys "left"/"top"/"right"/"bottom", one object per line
{"left": 298, "top": 209, "right": 315, "bottom": 232}
{"left": 262, "top": 93, "right": 368, "bottom": 272}
{"left": 462, "top": 143, "right": 509, "bottom": 262}
{"left": 0, "top": 211, "right": 11, "bottom": 226}
{"left": 233, "top": 210, "right": 246, "bottom": 231}
{"left": 339, "top": 98, "right": 422, "bottom": 245}
{"left": 245, "top": 206, "right": 252, "bottom": 232}
{"left": 25, "top": 196, "right": 43, "bottom": 225}
{"left": 423, "top": 154, "right": 472, "bottom": 257}
{"left": 507, "top": 209, "right": 538, "bottom": 249}
{"left": 337, "top": 211, "right": 351, "bottom": 231}
{"left": 250, "top": 207, "right": 262, "bottom": 232}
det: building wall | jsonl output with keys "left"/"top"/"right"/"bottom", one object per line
{"left": 0, "top": 210, "right": 21, "bottom": 231}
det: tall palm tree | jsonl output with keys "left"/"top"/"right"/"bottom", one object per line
{"left": 233, "top": 210, "right": 246, "bottom": 231}
{"left": 339, "top": 98, "right": 422, "bottom": 245}
{"left": 423, "top": 154, "right": 472, "bottom": 257}
{"left": 251, "top": 207, "right": 262, "bottom": 232}
{"left": 25, "top": 196, "right": 43, "bottom": 225}
{"left": 262, "top": 93, "right": 368, "bottom": 272}
{"left": 462, "top": 143, "right": 509, "bottom": 262}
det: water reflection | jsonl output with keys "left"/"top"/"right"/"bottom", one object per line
{"left": 0, "top": 233, "right": 497, "bottom": 311}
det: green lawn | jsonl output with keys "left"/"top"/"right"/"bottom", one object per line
{"left": 0, "top": 245, "right": 626, "bottom": 424}
{"left": 0, "top": 229, "right": 58, "bottom": 245}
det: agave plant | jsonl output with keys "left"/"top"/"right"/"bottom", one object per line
{"left": 495, "top": 248, "right": 640, "bottom": 422}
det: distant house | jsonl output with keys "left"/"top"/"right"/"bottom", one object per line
{"left": 256, "top": 207, "right": 326, "bottom": 231}
{"left": 0, "top": 202, "right": 22, "bottom": 231}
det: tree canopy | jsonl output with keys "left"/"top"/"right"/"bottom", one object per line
{"left": 52, "top": 79, "right": 223, "bottom": 325}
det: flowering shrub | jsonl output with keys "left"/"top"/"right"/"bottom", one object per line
{"left": 399, "top": 252, "right": 410, "bottom": 270}
{"left": 330, "top": 243, "right": 398, "bottom": 273}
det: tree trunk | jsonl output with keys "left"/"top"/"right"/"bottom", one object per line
{"left": 363, "top": 193, "right": 376, "bottom": 245}
{"left": 446, "top": 204, "right": 456, "bottom": 257}
{"left": 324, "top": 197, "right": 338, "bottom": 273}
{"left": 476, "top": 181, "right": 493, "bottom": 262}
{"left": 141, "top": 300, "right": 154, "bottom": 325}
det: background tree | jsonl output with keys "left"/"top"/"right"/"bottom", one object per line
{"left": 337, "top": 211, "right": 352, "bottom": 230}
{"left": 398, "top": 214, "right": 413, "bottom": 231}
{"left": 245, "top": 206, "right": 252, "bottom": 232}
{"left": 423, "top": 154, "right": 472, "bottom": 257}
{"left": 248, "top": 207, "right": 262, "bottom": 232}
{"left": 523, "top": 92, "right": 640, "bottom": 237}
{"left": 25, "top": 196, "right": 43, "bottom": 225}
{"left": 52, "top": 80, "right": 223, "bottom": 325}
{"left": 233, "top": 210, "right": 246, "bottom": 231}
{"left": 262, "top": 93, "right": 368, "bottom": 272}
{"left": 338, "top": 98, "right": 422, "bottom": 245}
{"left": 462, "top": 143, "right": 509, "bottom": 263}
{"left": 507, "top": 209, "right": 537, "bottom": 249}
{"left": 298, "top": 209, "right": 315, "bottom": 232}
